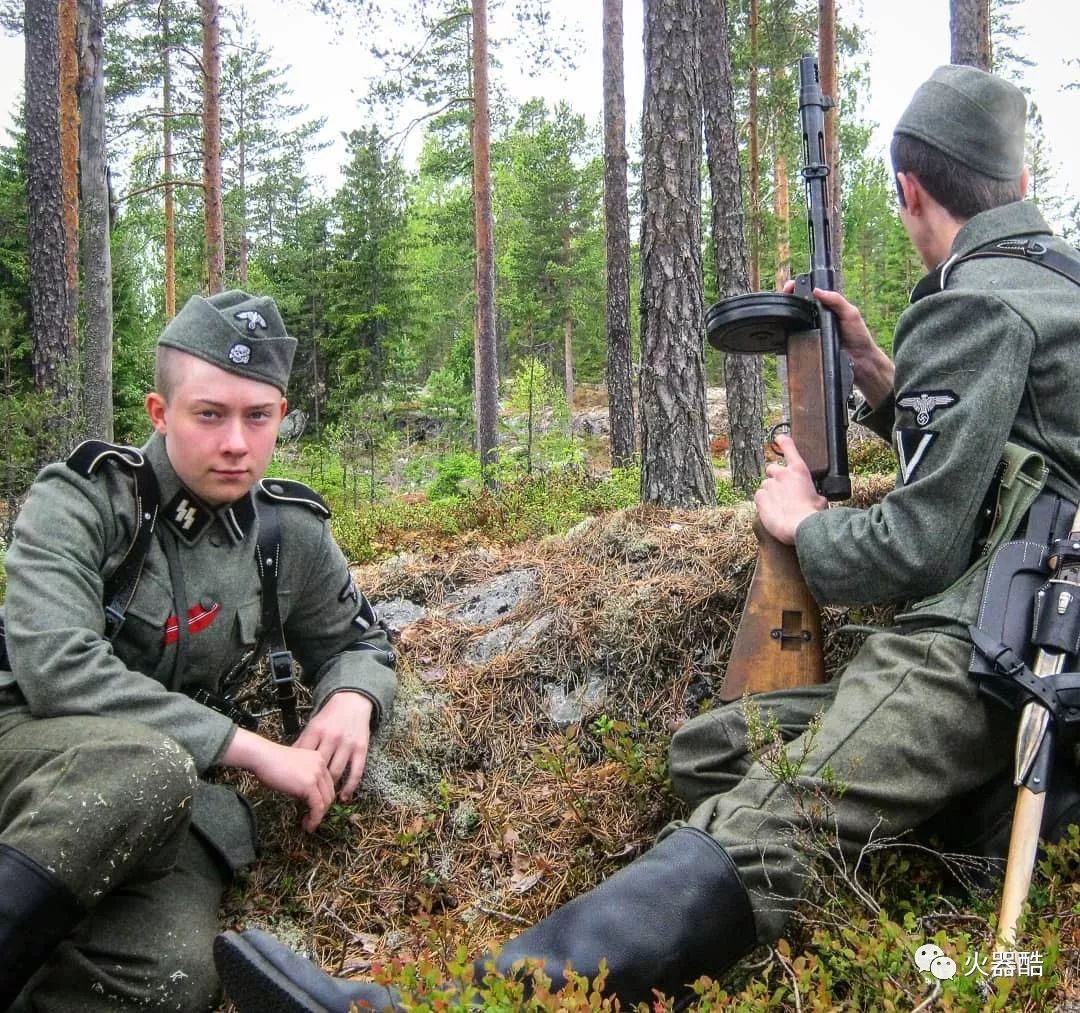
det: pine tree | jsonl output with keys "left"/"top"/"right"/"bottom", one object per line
{"left": 640, "top": 0, "right": 716, "bottom": 507}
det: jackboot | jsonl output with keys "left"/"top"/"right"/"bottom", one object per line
{"left": 213, "top": 930, "right": 402, "bottom": 1013}
{"left": 0, "top": 843, "right": 85, "bottom": 1008}
{"left": 475, "top": 825, "right": 755, "bottom": 1006}
{"left": 216, "top": 826, "right": 756, "bottom": 1012}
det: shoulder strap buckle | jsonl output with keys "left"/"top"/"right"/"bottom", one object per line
{"left": 256, "top": 499, "right": 303, "bottom": 739}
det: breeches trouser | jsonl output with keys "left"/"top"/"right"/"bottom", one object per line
{"left": 0, "top": 711, "right": 226, "bottom": 1011}
{"left": 666, "top": 628, "right": 1016, "bottom": 941}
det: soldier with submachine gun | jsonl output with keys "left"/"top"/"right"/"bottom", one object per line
{"left": 213, "top": 58, "right": 1080, "bottom": 1013}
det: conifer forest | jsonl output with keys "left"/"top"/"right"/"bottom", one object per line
{"left": 0, "top": 0, "right": 1072, "bottom": 527}
{"left": 5, "top": 4, "right": 1080, "bottom": 1010}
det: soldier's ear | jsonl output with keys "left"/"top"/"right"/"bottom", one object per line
{"left": 146, "top": 392, "right": 168, "bottom": 435}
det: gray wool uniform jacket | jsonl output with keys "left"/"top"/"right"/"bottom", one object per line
{"left": 0, "top": 431, "right": 397, "bottom": 863}
{"left": 796, "top": 200, "right": 1080, "bottom": 623}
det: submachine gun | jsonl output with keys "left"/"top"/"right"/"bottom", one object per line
{"left": 705, "top": 53, "right": 852, "bottom": 701}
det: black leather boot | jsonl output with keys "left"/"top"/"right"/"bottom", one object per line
{"left": 217, "top": 826, "right": 755, "bottom": 1012}
{"left": 476, "top": 825, "right": 755, "bottom": 1006}
{"left": 213, "top": 930, "right": 403, "bottom": 1013}
{"left": 0, "top": 843, "right": 85, "bottom": 1008}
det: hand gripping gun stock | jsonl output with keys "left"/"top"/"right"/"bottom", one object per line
{"left": 705, "top": 53, "right": 852, "bottom": 701}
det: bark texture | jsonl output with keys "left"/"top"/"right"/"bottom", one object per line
{"left": 747, "top": 0, "right": 760, "bottom": 290}
{"left": 162, "top": 0, "right": 176, "bottom": 317}
{"left": 472, "top": 0, "right": 499, "bottom": 475}
{"left": 639, "top": 0, "right": 715, "bottom": 507}
{"left": 950, "top": 0, "right": 991, "bottom": 69}
{"left": 602, "top": 0, "right": 636, "bottom": 469}
{"left": 200, "top": 0, "right": 224, "bottom": 293}
{"left": 26, "top": 0, "right": 78, "bottom": 449}
{"left": 818, "top": 0, "right": 843, "bottom": 288}
{"left": 78, "top": 0, "right": 113, "bottom": 441}
{"left": 701, "top": 0, "right": 765, "bottom": 496}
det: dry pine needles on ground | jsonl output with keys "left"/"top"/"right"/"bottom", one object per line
{"left": 218, "top": 476, "right": 922, "bottom": 1000}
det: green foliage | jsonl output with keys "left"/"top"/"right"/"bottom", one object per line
{"left": 502, "top": 356, "right": 581, "bottom": 476}
{"left": 848, "top": 437, "right": 897, "bottom": 478}
{"left": 714, "top": 477, "right": 744, "bottom": 507}
{"left": 590, "top": 715, "right": 669, "bottom": 794}
{"left": 427, "top": 451, "right": 481, "bottom": 501}
{"left": 494, "top": 99, "right": 606, "bottom": 384}
{"left": 321, "top": 126, "right": 413, "bottom": 415}
{"left": 277, "top": 462, "right": 643, "bottom": 564}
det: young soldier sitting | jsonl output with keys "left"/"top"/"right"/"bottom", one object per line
{"left": 0, "top": 291, "right": 397, "bottom": 1011}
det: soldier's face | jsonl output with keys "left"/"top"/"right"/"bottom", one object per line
{"left": 146, "top": 357, "right": 287, "bottom": 506}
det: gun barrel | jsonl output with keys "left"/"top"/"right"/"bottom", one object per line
{"left": 797, "top": 54, "right": 850, "bottom": 501}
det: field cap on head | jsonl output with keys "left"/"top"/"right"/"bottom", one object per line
{"left": 894, "top": 64, "right": 1026, "bottom": 181}
{"left": 158, "top": 290, "right": 297, "bottom": 393}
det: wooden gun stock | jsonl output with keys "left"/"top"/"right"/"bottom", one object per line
{"left": 787, "top": 327, "right": 829, "bottom": 480}
{"left": 720, "top": 517, "right": 825, "bottom": 701}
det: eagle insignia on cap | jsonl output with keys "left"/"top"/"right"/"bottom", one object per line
{"left": 897, "top": 389, "right": 957, "bottom": 427}
{"left": 235, "top": 310, "right": 268, "bottom": 331}
{"left": 228, "top": 342, "right": 252, "bottom": 364}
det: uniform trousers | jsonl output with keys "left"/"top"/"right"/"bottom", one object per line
{"left": 0, "top": 709, "right": 227, "bottom": 1011}
{"left": 666, "top": 627, "right": 1017, "bottom": 941}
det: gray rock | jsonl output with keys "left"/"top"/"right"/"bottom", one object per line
{"left": 544, "top": 676, "right": 609, "bottom": 727}
{"left": 374, "top": 598, "right": 427, "bottom": 637}
{"left": 443, "top": 569, "right": 539, "bottom": 627}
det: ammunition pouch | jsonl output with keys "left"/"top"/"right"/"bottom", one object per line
{"left": 969, "top": 478, "right": 1080, "bottom": 736}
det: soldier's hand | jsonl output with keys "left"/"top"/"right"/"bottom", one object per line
{"left": 755, "top": 434, "right": 828, "bottom": 545}
{"left": 222, "top": 729, "right": 335, "bottom": 832}
{"left": 294, "top": 691, "right": 374, "bottom": 803}
{"left": 810, "top": 287, "right": 895, "bottom": 407}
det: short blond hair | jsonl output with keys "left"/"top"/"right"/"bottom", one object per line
{"left": 154, "top": 345, "right": 187, "bottom": 402}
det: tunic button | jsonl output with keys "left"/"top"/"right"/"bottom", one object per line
{"left": 269, "top": 483, "right": 284, "bottom": 495}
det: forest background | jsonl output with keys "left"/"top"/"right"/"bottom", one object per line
{"left": 0, "top": 0, "right": 1079, "bottom": 530}
{"left": 3, "top": 3, "right": 1080, "bottom": 1009}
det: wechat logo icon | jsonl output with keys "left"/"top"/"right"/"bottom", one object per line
{"left": 915, "top": 942, "right": 957, "bottom": 980}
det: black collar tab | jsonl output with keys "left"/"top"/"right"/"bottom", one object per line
{"left": 162, "top": 488, "right": 214, "bottom": 543}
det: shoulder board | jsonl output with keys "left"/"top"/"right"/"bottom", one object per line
{"left": 257, "top": 478, "right": 331, "bottom": 519}
{"left": 66, "top": 440, "right": 146, "bottom": 479}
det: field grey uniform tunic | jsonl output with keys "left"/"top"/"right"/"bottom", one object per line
{"left": 0, "top": 431, "right": 397, "bottom": 1010}
{"left": 668, "top": 200, "right": 1080, "bottom": 942}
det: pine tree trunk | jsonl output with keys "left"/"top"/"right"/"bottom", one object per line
{"left": 602, "top": 0, "right": 636, "bottom": 469}
{"left": 25, "top": 0, "right": 78, "bottom": 457}
{"left": 701, "top": 0, "right": 764, "bottom": 497}
{"left": 951, "top": 0, "right": 990, "bottom": 69}
{"left": 78, "top": 0, "right": 113, "bottom": 442}
{"left": 200, "top": 0, "right": 224, "bottom": 294}
{"left": 640, "top": 0, "right": 715, "bottom": 508}
{"left": 60, "top": 0, "right": 80, "bottom": 318}
{"left": 162, "top": 1, "right": 176, "bottom": 318}
{"left": 818, "top": 0, "right": 843, "bottom": 288}
{"left": 237, "top": 63, "right": 249, "bottom": 286}
{"left": 774, "top": 151, "right": 790, "bottom": 286}
{"left": 562, "top": 227, "right": 574, "bottom": 412}
{"left": 747, "top": 0, "right": 760, "bottom": 290}
{"left": 471, "top": 0, "right": 498, "bottom": 477}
